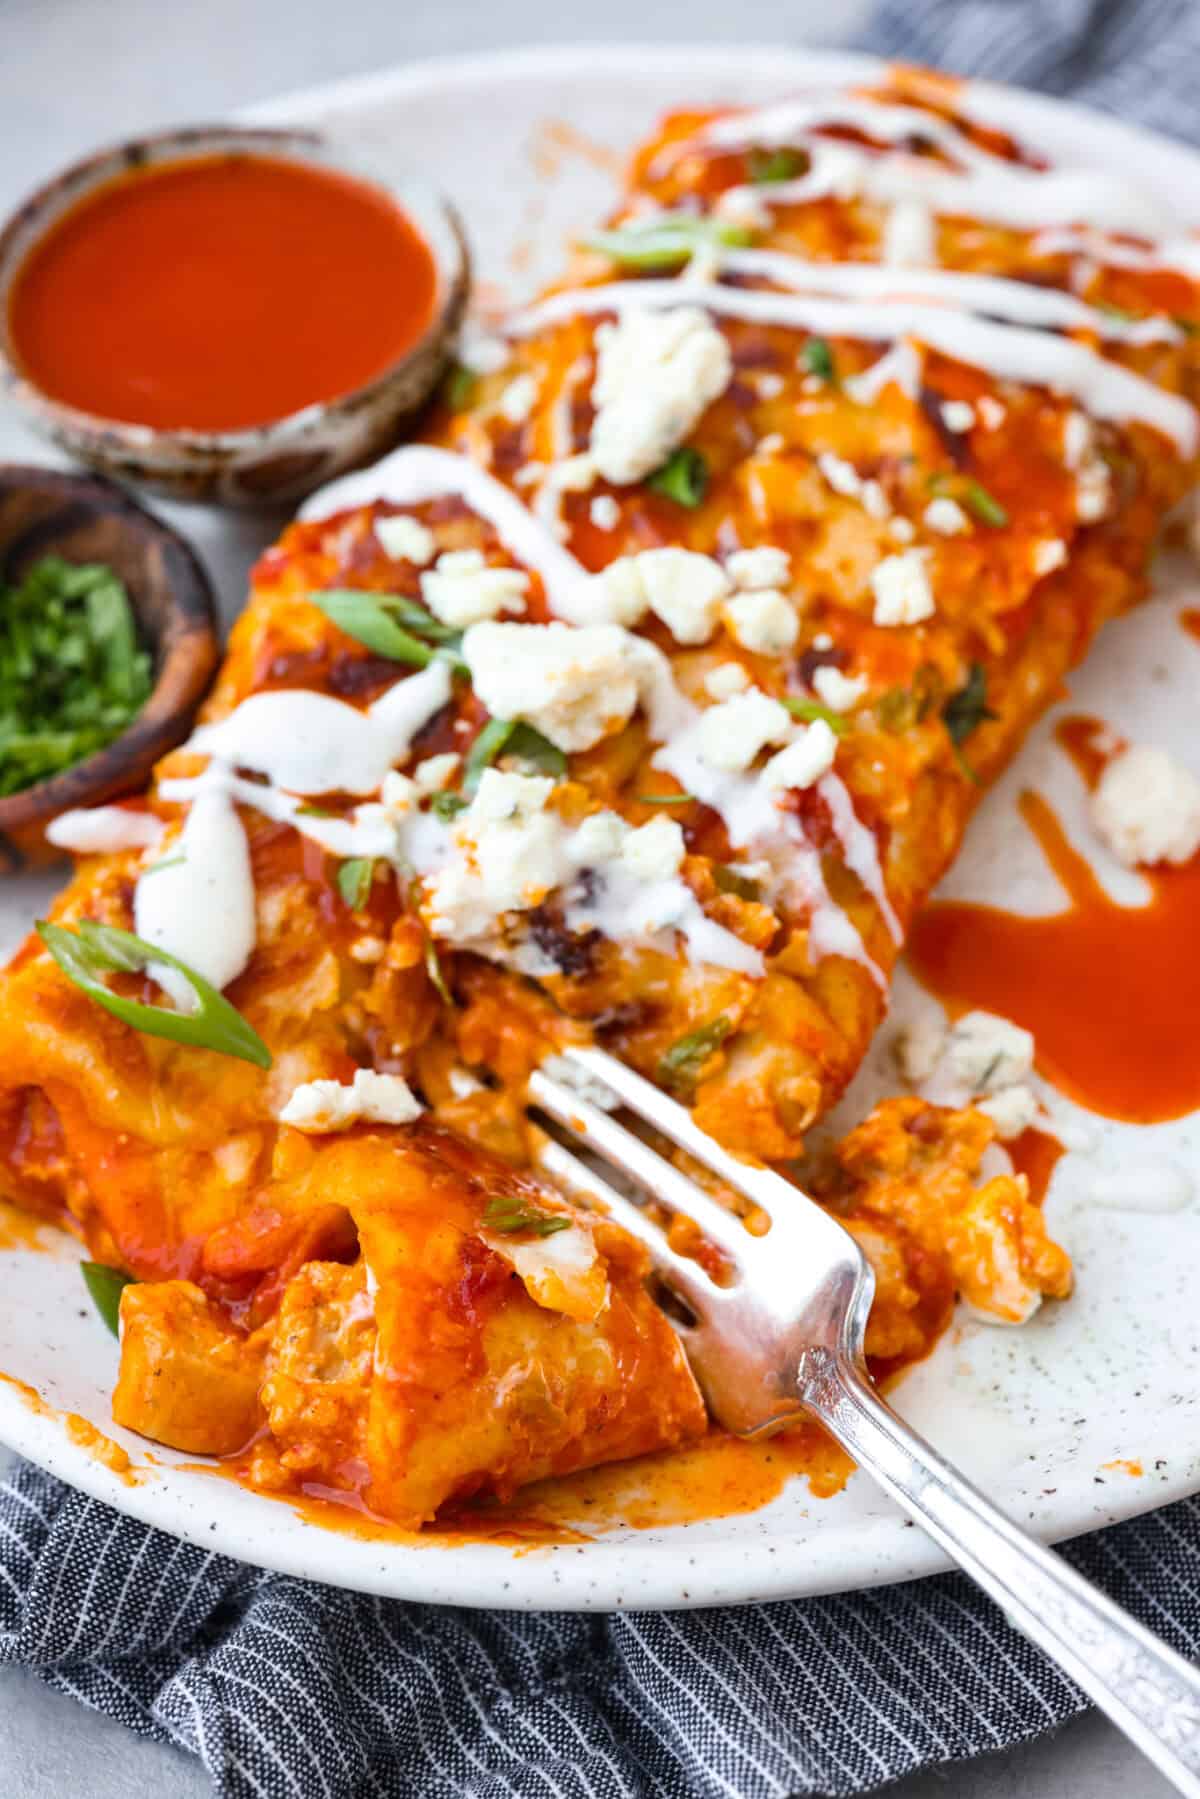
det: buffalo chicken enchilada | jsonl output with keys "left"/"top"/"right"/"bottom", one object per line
{"left": 1, "top": 69, "right": 1197, "bottom": 1528}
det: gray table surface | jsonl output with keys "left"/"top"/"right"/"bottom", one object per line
{"left": 0, "top": 1, "right": 1181, "bottom": 1793}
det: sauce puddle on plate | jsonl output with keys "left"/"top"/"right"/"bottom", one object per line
{"left": 908, "top": 717, "right": 1200, "bottom": 1123}
{"left": 9, "top": 153, "right": 438, "bottom": 431}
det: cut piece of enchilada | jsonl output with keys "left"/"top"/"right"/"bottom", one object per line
{"left": 0, "top": 68, "right": 1194, "bottom": 1515}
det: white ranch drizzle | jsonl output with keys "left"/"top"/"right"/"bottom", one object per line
{"left": 158, "top": 766, "right": 409, "bottom": 863}
{"left": 817, "top": 772, "right": 902, "bottom": 943}
{"left": 1031, "top": 227, "right": 1200, "bottom": 281}
{"left": 509, "top": 282, "right": 1198, "bottom": 453}
{"left": 300, "top": 444, "right": 590, "bottom": 619}
{"left": 844, "top": 339, "right": 924, "bottom": 404}
{"left": 715, "top": 137, "right": 1180, "bottom": 240}
{"left": 133, "top": 787, "right": 256, "bottom": 997}
{"left": 652, "top": 702, "right": 889, "bottom": 983}
{"left": 189, "top": 664, "right": 452, "bottom": 797}
{"left": 658, "top": 95, "right": 1014, "bottom": 174}
{"left": 46, "top": 806, "right": 163, "bottom": 854}
{"left": 714, "top": 248, "right": 1180, "bottom": 344}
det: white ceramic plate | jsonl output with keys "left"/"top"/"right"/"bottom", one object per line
{"left": 1, "top": 44, "right": 1199, "bottom": 1612}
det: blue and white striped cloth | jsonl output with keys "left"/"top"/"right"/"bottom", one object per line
{"left": 5, "top": 5, "right": 1200, "bottom": 1794}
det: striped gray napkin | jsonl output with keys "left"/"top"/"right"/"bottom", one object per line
{"left": 4, "top": 5, "right": 1200, "bottom": 1793}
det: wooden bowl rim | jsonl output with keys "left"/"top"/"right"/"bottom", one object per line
{"left": 0, "top": 464, "right": 219, "bottom": 838}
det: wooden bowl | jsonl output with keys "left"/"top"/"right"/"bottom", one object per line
{"left": 0, "top": 465, "right": 219, "bottom": 872}
{"left": 0, "top": 126, "right": 469, "bottom": 508}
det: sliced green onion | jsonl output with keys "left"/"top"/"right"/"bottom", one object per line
{"left": 959, "top": 480, "right": 1010, "bottom": 528}
{"left": 582, "top": 212, "right": 752, "bottom": 270}
{"left": 646, "top": 448, "right": 709, "bottom": 509}
{"left": 424, "top": 934, "right": 454, "bottom": 1006}
{"left": 311, "top": 591, "right": 467, "bottom": 672}
{"left": 483, "top": 1196, "right": 572, "bottom": 1237}
{"left": 636, "top": 791, "right": 695, "bottom": 806}
{"left": 802, "top": 337, "right": 835, "bottom": 382}
{"left": 37, "top": 920, "right": 271, "bottom": 1068}
{"left": 781, "top": 696, "right": 850, "bottom": 736}
{"left": 929, "top": 473, "right": 1009, "bottom": 529}
{"left": 461, "top": 717, "right": 566, "bottom": 793}
{"left": 430, "top": 791, "right": 469, "bottom": 821}
{"left": 444, "top": 364, "right": 479, "bottom": 410}
{"left": 337, "top": 857, "right": 376, "bottom": 910}
{"left": 463, "top": 717, "right": 517, "bottom": 794}
{"left": 81, "top": 1261, "right": 134, "bottom": 1337}
{"left": 657, "top": 1015, "right": 732, "bottom": 1096}
{"left": 748, "top": 147, "right": 806, "bottom": 184}
{"left": 295, "top": 803, "right": 334, "bottom": 818}
{"left": 140, "top": 854, "right": 186, "bottom": 877}
{"left": 503, "top": 722, "right": 567, "bottom": 779}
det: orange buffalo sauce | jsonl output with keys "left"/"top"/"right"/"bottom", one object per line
{"left": 1180, "top": 608, "right": 1200, "bottom": 645}
{"left": 9, "top": 153, "right": 438, "bottom": 431}
{"left": 909, "top": 721, "right": 1200, "bottom": 1124}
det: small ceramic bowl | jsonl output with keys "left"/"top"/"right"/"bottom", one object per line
{"left": 0, "top": 465, "right": 219, "bottom": 873}
{"left": 0, "top": 126, "right": 469, "bottom": 507}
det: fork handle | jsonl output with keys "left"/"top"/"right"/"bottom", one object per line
{"left": 799, "top": 1349, "right": 1200, "bottom": 1798}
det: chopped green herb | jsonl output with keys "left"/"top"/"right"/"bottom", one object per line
{"left": 295, "top": 803, "right": 334, "bottom": 818}
{"left": 781, "top": 696, "right": 850, "bottom": 736}
{"left": 712, "top": 864, "right": 761, "bottom": 903}
{"left": 311, "top": 590, "right": 467, "bottom": 672}
{"left": 646, "top": 447, "right": 709, "bottom": 509}
{"left": 876, "top": 664, "right": 945, "bottom": 733}
{"left": 140, "top": 854, "right": 186, "bottom": 877}
{"left": 942, "top": 663, "right": 996, "bottom": 748}
{"left": 929, "top": 472, "right": 1009, "bottom": 528}
{"left": 657, "top": 1016, "right": 732, "bottom": 1096}
{"left": 81, "top": 1261, "right": 134, "bottom": 1337}
{"left": 636, "top": 791, "right": 694, "bottom": 806}
{"left": 959, "top": 480, "right": 1010, "bottom": 528}
{"left": 371, "top": 594, "right": 461, "bottom": 644}
{"left": 463, "top": 717, "right": 517, "bottom": 793}
{"left": 430, "top": 790, "right": 470, "bottom": 821}
{"left": 582, "top": 212, "right": 752, "bottom": 270}
{"left": 424, "top": 934, "right": 454, "bottom": 1006}
{"left": 503, "top": 722, "right": 567, "bottom": 780}
{"left": 461, "top": 717, "right": 565, "bottom": 792}
{"left": 443, "top": 364, "right": 479, "bottom": 410}
{"left": 0, "top": 555, "right": 153, "bottom": 797}
{"left": 483, "top": 1197, "right": 572, "bottom": 1237}
{"left": 801, "top": 337, "right": 835, "bottom": 382}
{"left": 1096, "top": 301, "right": 1136, "bottom": 324}
{"left": 337, "top": 857, "right": 376, "bottom": 910}
{"left": 37, "top": 919, "right": 271, "bottom": 1067}
{"left": 748, "top": 146, "right": 806, "bottom": 184}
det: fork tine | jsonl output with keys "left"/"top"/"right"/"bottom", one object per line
{"left": 533, "top": 1136, "right": 724, "bottom": 1314}
{"left": 528, "top": 1067, "right": 756, "bottom": 1262}
{"left": 559, "top": 1045, "right": 832, "bottom": 1232}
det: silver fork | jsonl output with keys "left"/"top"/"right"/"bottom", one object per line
{"left": 529, "top": 1044, "right": 1200, "bottom": 1799}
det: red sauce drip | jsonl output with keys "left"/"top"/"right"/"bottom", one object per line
{"left": 9, "top": 153, "right": 437, "bottom": 431}
{"left": 1180, "top": 608, "right": 1200, "bottom": 645}
{"left": 1054, "top": 712, "right": 1110, "bottom": 789}
{"left": 908, "top": 782, "right": 1200, "bottom": 1124}
{"left": 1007, "top": 1127, "right": 1065, "bottom": 1207}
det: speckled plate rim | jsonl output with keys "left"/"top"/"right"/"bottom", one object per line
{"left": 2, "top": 41, "right": 1200, "bottom": 1612}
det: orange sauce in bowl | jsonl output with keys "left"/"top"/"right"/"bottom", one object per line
{"left": 8, "top": 153, "right": 438, "bottom": 431}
